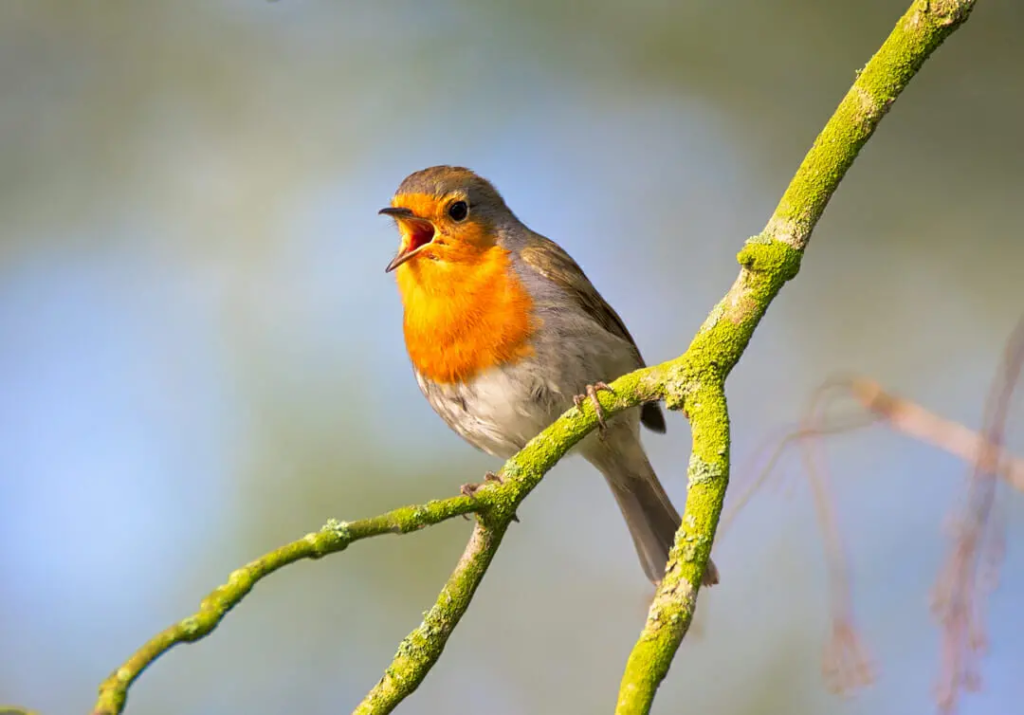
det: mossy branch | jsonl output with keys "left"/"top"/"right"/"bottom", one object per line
{"left": 615, "top": 1, "right": 975, "bottom": 713}
{"left": 92, "top": 501, "right": 480, "bottom": 715}
{"left": 91, "top": 1, "right": 975, "bottom": 714}
{"left": 90, "top": 353, "right": 700, "bottom": 715}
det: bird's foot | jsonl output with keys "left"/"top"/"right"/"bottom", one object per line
{"left": 461, "top": 471, "right": 503, "bottom": 496}
{"left": 484, "top": 470, "right": 504, "bottom": 484}
{"left": 573, "top": 381, "right": 614, "bottom": 438}
{"left": 460, "top": 472, "right": 519, "bottom": 521}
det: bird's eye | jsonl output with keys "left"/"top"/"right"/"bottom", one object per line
{"left": 447, "top": 200, "right": 468, "bottom": 222}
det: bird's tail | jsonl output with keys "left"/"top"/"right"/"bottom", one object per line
{"left": 597, "top": 446, "right": 719, "bottom": 587}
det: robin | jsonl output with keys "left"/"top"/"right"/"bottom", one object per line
{"left": 380, "top": 166, "right": 718, "bottom": 587}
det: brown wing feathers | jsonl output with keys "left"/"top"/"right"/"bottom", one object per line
{"left": 520, "top": 238, "right": 666, "bottom": 433}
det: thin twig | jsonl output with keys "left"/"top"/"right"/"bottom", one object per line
{"left": 721, "top": 370, "right": 1024, "bottom": 703}
{"left": 932, "top": 316, "right": 1024, "bottom": 713}
{"left": 798, "top": 384, "right": 874, "bottom": 694}
{"left": 848, "top": 377, "right": 1024, "bottom": 491}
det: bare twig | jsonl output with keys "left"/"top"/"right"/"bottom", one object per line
{"left": 848, "top": 377, "right": 1024, "bottom": 491}
{"left": 798, "top": 384, "right": 874, "bottom": 694}
{"left": 720, "top": 368, "right": 1024, "bottom": 706}
{"left": 932, "top": 316, "right": 1024, "bottom": 713}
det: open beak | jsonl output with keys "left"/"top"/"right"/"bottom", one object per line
{"left": 380, "top": 207, "right": 436, "bottom": 273}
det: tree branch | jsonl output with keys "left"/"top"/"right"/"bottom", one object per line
{"left": 92, "top": 354, "right": 690, "bottom": 715}
{"left": 352, "top": 519, "right": 509, "bottom": 714}
{"left": 615, "top": 1, "right": 976, "bottom": 713}
{"left": 92, "top": 500, "right": 481, "bottom": 715}
{"left": 92, "top": 2, "right": 977, "bottom": 714}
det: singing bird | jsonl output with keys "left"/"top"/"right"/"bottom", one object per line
{"left": 381, "top": 166, "right": 718, "bottom": 587}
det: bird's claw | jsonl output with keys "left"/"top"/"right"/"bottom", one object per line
{"left": 459, "top": 481, "right": 480, "bottom": 519}
{"left": 574, "top": 381, "right": 614, "bottom": 438}
{"left": 484, "top": 471, "right": 503, "bottom": 484}
{"left": 461, "top": 471, "right": 503, "bottom": 497}
{"left": 460, "top": 472, "right": 519, "bottom": 522}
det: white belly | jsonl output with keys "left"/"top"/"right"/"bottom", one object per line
{"left": 415, "top": 359, "right": 569, "bottom": 459}
{"left": 414, "top": 315, "right": 644, "bottom": 460}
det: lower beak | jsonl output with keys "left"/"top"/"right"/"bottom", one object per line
{"left": 385, "top": 243, "right": 430, "bottom": 273}
{"left": 381, "top": 209, "right": 436, "bottom": 273}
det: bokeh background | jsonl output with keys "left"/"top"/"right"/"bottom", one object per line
{"left": 2, "top": 1, "right": 1023, "bottom": 713}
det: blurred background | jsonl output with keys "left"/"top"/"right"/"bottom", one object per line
{"left": 1, "top": 0, "right": 1022, "bottom": 713}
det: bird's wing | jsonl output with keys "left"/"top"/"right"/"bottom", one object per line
{"left": 518, "top": 234, "right": 667, "bottom": 433}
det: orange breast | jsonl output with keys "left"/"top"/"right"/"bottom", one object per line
{"left": 396, "top": 245, "right": 536, "bottom": 385}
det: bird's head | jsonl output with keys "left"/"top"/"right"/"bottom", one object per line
{"left": 380, "top": 166, "right": 513, "bottom": 274}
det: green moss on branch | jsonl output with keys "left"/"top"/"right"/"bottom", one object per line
{"left": 614, "top": 2, "right": 975, "bottom": 713}
{"left": 92, "top": 500, "right": 478, "bottom": 715}
{"left": 92, "top": 3, "right": 975, "bottom": 714}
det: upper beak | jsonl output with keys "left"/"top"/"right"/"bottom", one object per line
{"left": 378, "top": 207, "right": 414, "bottom": 219}
{"left": 380, "top": 207, "right": 435, "bottom": 273}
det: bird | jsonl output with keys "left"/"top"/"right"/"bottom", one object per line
{"left": 380, "top": 165, "right": 718, "bottom": 588}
